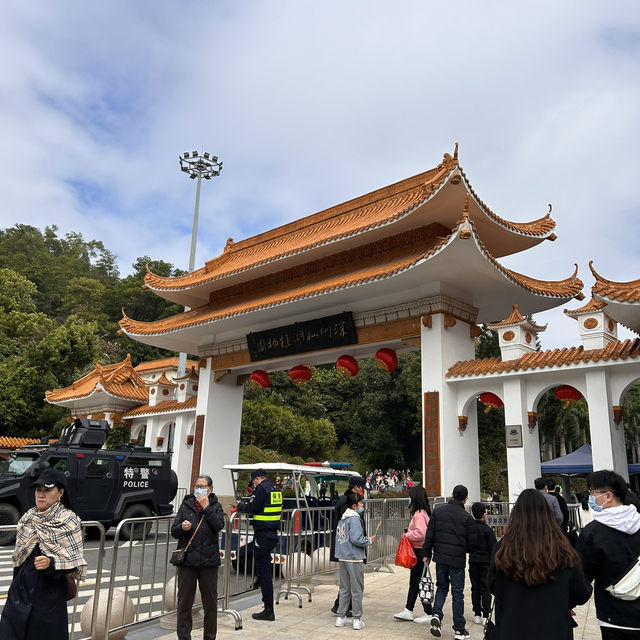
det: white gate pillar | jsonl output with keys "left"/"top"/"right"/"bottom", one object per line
{"left": 421, "top": 313, "right": 478, "bottom": 500}
{"left": 585, "top": 369, "right": 628, "bottom": 479}
{"left": 193, "top": 360, "right": 244, "bottom": 499}
{"left": 502, "top": 377, "right": 541, "bottom": 502}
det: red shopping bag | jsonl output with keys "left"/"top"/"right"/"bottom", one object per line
{"left": 394, "top": 533, "right": 417, "bottom": 568}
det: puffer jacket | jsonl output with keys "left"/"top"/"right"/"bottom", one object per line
{"left": 171, "top": 493, "right": 225, "bottom": 567}
{"left": 405, "top": 509, "right": 430, "bottom": 549}
{"left": 334, "top": 509, "right": 371, "bottom": 561}
{"left": 422, "top": 499, "right": 473, "bottom": 568}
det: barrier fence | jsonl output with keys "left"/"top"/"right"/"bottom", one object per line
{"left": 0, "top": 497, "right": 586, "bottom": 638}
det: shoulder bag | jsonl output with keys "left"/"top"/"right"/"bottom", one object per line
{"left": 170, "top": 514, "right": 205, "bottom": 566}
{"left": 418, "top": 562, "right": 434, "bottom": 605}
{"left": 484, "top": 603, "right": 496, "bottom": 640}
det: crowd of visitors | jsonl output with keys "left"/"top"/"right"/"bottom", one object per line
{"left": 365, "top": 468, "right": 414, "bottom": 493}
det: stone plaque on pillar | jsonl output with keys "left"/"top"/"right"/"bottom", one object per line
{"left": 423, "top": 392, "right": 441, "bottom": 496}
{"left": 505, "top": 424, "right": 523, "bottom": 448}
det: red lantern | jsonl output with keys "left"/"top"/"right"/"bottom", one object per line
{"left": 479, "top": 392, "right": 504, "bottom": 413}
{"left": 336, "top": 354, "right": 359, "bottom": 377}
{"left": 554, "top": 385, "right": 582, "bottom": 409}
{"left": 375, "top": 348, "right": 398, "bottom": 372}
{"left": 249, "top": 370, "right": 270, "bottom": 389}
{"left": 289, "top": 365, "right": 312, "bottom": 384}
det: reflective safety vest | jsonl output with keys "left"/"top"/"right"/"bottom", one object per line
{"left": 253, "top": 480, "right": 283, "bottom": 529}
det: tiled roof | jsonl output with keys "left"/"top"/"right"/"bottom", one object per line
{"left": 122, "top": 396, "right": 197, "bottom": 418}
{"left": 144, "top": 150, "right": 556, "bottom": 294}
{"left": 564, "top": 297, "right": 608, "bottom": 317}
{"left": 0, "top": 436, "right": 39, "bottom": 449}
{"left": 447, "top": 338, "right": 640, "bottom": 378}
{"left": 120, "top": 215, "right": 581, "bottom": 338}
{"left": 134, "top": 357, "right": 199, "bottom": 373}
{"left": 487, "top": 304, "right": 547, "bottom": 330}
{"left": 590, "top": 262, "right": 640, "bottom": 303}
{"left": 153, "top": 373, "right": 176, "bottom": 386}
{"left": 46, "top": 355, "right": 148, "bottom": 404}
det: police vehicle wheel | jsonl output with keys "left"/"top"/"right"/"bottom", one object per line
{"left": 0, "top": 503, "right": 20, "bottom": 546}
{"left": 120, "top": 504, "right": 153, "bottom": 540}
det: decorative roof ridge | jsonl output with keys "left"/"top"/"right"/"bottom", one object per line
{"left": 122, "top": 395, "right": 198, "bottom": 418}
{"left": 590, "top": 261, "right": 640, "bottom": 303}
{"left": 458, "top": 166, "right": 556, "bottom": 237}
{"left": 153, "top": 373, "right": 176, "bottom": 386}
{"left": 446, "top": 338, "right": 640, "bottom": 378}
{"left": 487, "top": 304, "right": 547, "bottom": 331}
{"left": 174, "top": 366, "right": 199, "bottom": 381}
{"left": 143, "top": 150, "right": 462, "bottom": 292}
{"left": 134, "top": 357, "right": 199, "bottom": 372}
{"left": 564, "top": 296, "right": 608, "bottom": 317}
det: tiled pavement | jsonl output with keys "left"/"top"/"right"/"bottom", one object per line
{"left": 151, "top": 566, "right": 603, "bottom": 640}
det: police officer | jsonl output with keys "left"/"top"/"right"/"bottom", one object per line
{"left": 236, "top": 469, "right": 282, "bottom": 621}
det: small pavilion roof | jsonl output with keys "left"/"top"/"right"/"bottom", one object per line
{"left": 564, "top": 296, "right": 608, "bottom": 318}
{"left": 589, "top": 262, "right": 640, "bottom": 334}
{"left": 134, "top": 357, "right": 199, "bottom": 374}
{"left": 486, "top": 304, "right": 547, "bottom": 331}
{"left": 447, "top": 338, "right": 640, "bottom": 378}
{"left": 119, "top": 210, "right": 581, "bottom": 352}
{"left": 142, "top": 146, "right": 556, "bottom": 308}
{"left": 150, "top": 373, "right": 176, "bottom": 387}
{"left": 45, "top": 355, "right": 148, "bottom": 406}
{"left": 122, "top": 396, "right": 197, "bottom": 419}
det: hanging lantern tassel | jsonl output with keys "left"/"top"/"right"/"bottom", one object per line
{"left": 289, "top": 365, "right": 312, "bottom": 385}
{"left": 479, "top": 392, "right": 504, "bottom": 413}
{"left": 375, "top": 348, "right": 398, "bottom": 372}
{"left": 249, "top": 370, "right": 271, "bottom": 389}
{"left": 336, "top": 354, "right": 359, "bottom": 377}
{"left": 554, "top": 385, "right": 582, "bottom": 410}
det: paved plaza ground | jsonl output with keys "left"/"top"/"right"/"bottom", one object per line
{"left": 152, "top": 565, "right": 603, "bottom": 640}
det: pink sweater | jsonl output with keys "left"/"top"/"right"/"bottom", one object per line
{"left": 405, "top": 509, "right": 430, "bottom": 548}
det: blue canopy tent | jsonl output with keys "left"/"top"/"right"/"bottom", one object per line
{"left": 541, "top": 443, "right": 640, "bottom": 475}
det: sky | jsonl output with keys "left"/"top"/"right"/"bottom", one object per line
{"left": 1, "top": 1, "right": 639, "bottom": 350}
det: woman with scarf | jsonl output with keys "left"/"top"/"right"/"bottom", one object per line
{"left": 0, "top": 468, "right": 87, "bottom": 640}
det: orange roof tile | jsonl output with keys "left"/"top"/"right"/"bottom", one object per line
{"left": 590, "top": 262, "right": 640, "bottom": 303}
{"left": 144, "top": 150, "right": 556, "bottom": 294}
{"left": 447, "top": 338, "right": 640, "bottom": 378}
{"left": 120, "top": 214, "right": 582, "bottom": 338}
{"left": 0, "top": 436, "right": 40, "bottom": 449}
{"left": 122, "top": 396, "right": 197, "bottom": 418}
{"left": 153, "top": 373, "right": 176, "bottom": 386}
{"left": 487, "top": 304, "right": 547, "bottom": 330}
{"left": 46, "top": 355, "right": 148, "bottom": 404}
{"left": 564, "top": 297, "right": 608, "bottom": 317}
{"left": 134, "top": 357, "right": 199, "bottom": 373}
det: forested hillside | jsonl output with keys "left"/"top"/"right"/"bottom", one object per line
{"left": 1, "top": 224, "right": 638, "bottom": 492}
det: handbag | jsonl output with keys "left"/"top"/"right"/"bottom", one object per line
{"left": 170, "top": 514, "right": 205, "bottom": 566}
{"left": 418, "top": 562, "right": 434, "bottom": 604}
{"left": 394, "top": 534, "right": 417, "bottom": 569}
{"left": 605, "top": 553, "right": 640, "bottom": 600}
{"left": 65, "top": 574, "right": 78, "bottom": 601}
{"left": 484, "top": 603, "right": 496, "bottom": 640}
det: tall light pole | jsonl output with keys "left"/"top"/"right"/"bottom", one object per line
{"left": 177, "top": 150, "right": 222, "bottom": 376}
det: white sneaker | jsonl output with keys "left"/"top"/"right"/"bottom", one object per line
{"left": 414, "top": 614, "right": 431, "bottom": 624}
{"left": 352, "top": 619, "right": 365, "bottom": 630}
{"left": 394, "top": 608, "right": 414, "bottom": 621}
{"left": 473, "top": 615, "right": 483, "bottom": 624}
{"left": 335, "top": 617, "right": 348, "bottom": 627}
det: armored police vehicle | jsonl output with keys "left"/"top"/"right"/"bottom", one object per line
{"left": 0, "top": 418, "right": 178, "bottom": 545}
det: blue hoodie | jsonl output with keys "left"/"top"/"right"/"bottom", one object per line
{"left": 334, "top": 509, "right": 371, "bottom": 560}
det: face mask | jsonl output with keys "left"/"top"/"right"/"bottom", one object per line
{"left": 194, "top": 488, "right": 208, "bottom": 497}
{"left": 588, "top": 494, "right": 603, "bottom": 512}
{"left": 356, "top": 507, "right": 364, "bottom": 514}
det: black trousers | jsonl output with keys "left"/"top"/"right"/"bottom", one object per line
{"left": 177, "top": 565, "right": 218, "bottom": 640}
{"left": 406, "top": 547, "right": 432, "bottom": 613}
{"left": 600, "top": 628, "right": 640, "bottom": 640}
{"left": 468, "top": 562, "right": 491, "bottom": 617}
{"left": 254, "top": 530, "right": 277, "bottom": 609}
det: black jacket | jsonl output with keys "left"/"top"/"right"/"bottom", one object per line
{"left": 330, "top": 489, "right": 367, "bottom": 563}
{"left": 422, "top": 499, "right": 473, "bottom": 568}
{"left": 488, "top": 547, "right": 592, "bottom": 640}
{"left": 576, "top": 517, "right": 640, "bottom": 628}
{"left": 467, "top": 519, "right": 497, "bottom": 564}
{"left": 555, "top": 492, "right": 570, "bottom": 530}
{"left": 171, "top": 493, "right": 225, "bottom": 567}
{"left": 235, "top": 479, "right": 281, "bottom": 532}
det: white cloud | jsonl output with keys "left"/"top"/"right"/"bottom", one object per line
{"left": 0, "top": 0, "right": 639, "bottom": 347}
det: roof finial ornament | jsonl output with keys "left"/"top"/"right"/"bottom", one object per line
{"left": 224, "top": 237, "right": 235, "bottom": 252}
{"left": 548, "top": 203, "right": 552, "bottom": 213}
{"left": 453, "top": 142, "right": 459, "bottom": 162}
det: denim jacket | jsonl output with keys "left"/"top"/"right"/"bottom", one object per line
{"left": 334, "top": 509, "right": 371, "bottom": 560}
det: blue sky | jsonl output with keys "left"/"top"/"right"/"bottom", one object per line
{"left": 1, "top": 1, "right": 639, "bottom": 349}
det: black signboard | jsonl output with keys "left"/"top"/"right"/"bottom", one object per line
{"left": 247, "top": 312, "right": 358, "bottom": 362}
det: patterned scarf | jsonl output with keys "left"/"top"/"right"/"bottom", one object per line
{"left": 13, "top": 500, "right": 87, "bottom": 581}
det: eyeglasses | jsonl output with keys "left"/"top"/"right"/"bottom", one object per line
{"left": 194, "top": 484, "right": 209, "bottom": 489}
